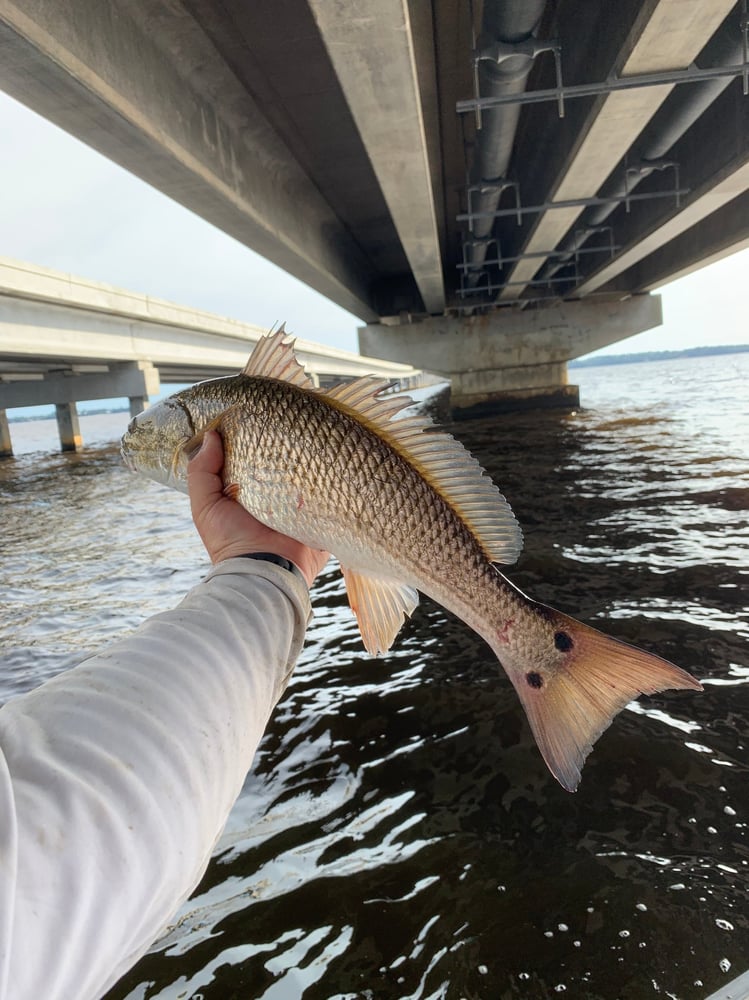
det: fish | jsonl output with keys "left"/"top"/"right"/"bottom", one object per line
{"left": 121, "top": 329, "right": 702, "bottom": 791}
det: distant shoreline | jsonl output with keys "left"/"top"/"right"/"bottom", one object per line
{"left": 570, "top": 343, "right": 749, "bottom": 368}
{"left": 7, "top": 344, "right": 747, "bottom": 422}
{"left": 8, "top": 406, "right": 128, "bottom": 424}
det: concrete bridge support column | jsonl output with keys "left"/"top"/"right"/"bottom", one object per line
{"left": 55, "top": 402, "right": 83, "bottom": 452}
{"left": 0, "top": 410, "right": 12, "bottom": 458}
{"left": 359, "top": 295, "right": 662, "bottom": 418}
{"left": 129, "top": 396, "right": 148, "bottom": 418}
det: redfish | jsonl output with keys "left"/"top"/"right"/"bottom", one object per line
{"left": 121, "top": 330, "right": 701, "bottom": 790}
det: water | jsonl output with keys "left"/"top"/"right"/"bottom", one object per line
{"left": 1, "top": 354, "right": 748, "bottom": 999}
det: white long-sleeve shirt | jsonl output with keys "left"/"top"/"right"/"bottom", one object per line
{"left": 0, "top": 558, "right": 311, "bottom": 1000}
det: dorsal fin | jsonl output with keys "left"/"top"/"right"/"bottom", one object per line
{"left": 324, "top": 377, "right": 413, "bottom": 422}
{"left": 242, "top": 326, "right": 316, "bottom": 390}
{"left": 323, "top": 377, "right": 523, "bottom": 566}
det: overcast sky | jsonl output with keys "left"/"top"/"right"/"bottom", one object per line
{"left": 1, "top": 89, "right": 747, "bottom": 358}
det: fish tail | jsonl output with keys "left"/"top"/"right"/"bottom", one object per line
{"left": 497, "top": 606, "right": 702, "bottom": 792}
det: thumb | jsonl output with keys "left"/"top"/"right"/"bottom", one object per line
{"left": 187, "top": 430, "right": 225, "bottom": 519}
{"left": 187, "top": 429, "right": 223, "bottom": 476}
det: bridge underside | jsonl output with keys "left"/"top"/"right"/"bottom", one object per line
{"left": 0, "top": 0, "right": 747, "bottom": 412}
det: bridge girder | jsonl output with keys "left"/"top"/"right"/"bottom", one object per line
{"left": 0, "top": 0, "right": 746, "bottom": 322}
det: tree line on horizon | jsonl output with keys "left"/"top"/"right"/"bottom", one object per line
{"left": 570, "top": 343, "right": 749, "bottom": 368}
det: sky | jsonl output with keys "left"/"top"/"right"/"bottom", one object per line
{"left": 1, "top": 89, "right": 747, "bottom": 362}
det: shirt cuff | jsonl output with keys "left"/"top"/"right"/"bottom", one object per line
{"left": 202, "top": 556, "right": 313, "bottom": 696}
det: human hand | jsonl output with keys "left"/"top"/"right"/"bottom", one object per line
{"left": 187, "top": 430, "right": 330, "bottom": 588}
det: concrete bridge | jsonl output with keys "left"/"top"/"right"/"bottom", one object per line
{"left": 0, "top": 258, "right": 425, "bottom": 456}
{"left": 0, "top": 0, "right": 747, "bottom": 416}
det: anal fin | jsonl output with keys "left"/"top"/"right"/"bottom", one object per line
{"left": 340, "top": 567, "right": 419, "bottom": 656}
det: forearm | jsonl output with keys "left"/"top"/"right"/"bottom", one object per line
{"left": 0, "top": 559, "right": 310, "bottom": 1000}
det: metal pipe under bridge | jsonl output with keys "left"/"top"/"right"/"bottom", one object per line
{"left": 0, "top": 258, "right": 431, "bottom": 456}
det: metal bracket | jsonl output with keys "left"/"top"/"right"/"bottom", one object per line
{"left": 458, "top": 61, "right": 749, "bottom": 116}
{"left": 475, "top": 35, "right": 558, "bottom": 66}
{"left": 457, "top": 185, "right": 690, "bottom": 225}
{"left": 455, "top": 240, "right": 620, "bottom": 272}
{"left": 458, "top": 237, "right": 499, "bottom": 297}
{"left": 466, "top": 179, "right": 522, "bottom": 229}
{"left": 624, "top": 158, "right": 681, "bottom": 211}
{"left": 471, "top": 35, "right": 562, "bottom": 127}
{"left": 458, "top": 272, "right": 580, "bottom": 298}
{"left": 742, "top": 0, "right": 749, "bottom": 95}
{"left": 552, "top": 44, "right": 565, "bottom": 118}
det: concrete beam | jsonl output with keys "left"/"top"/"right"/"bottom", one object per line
{"left": 0, "top": 259, "right": 422, "bottom": 384}
{"left": 308, "top": 0, "right": 444, "bottom": 314}
{"left": 359, "top": 294, "right": 662, "bottom": 414}
{"left": 623, "top": 192, "right": 749, "bottom": 291}
{"left": 577, "top": 80, "right": 749, "bottom": 294}
{"left": 499, "top": 0, "right": 737, "bottom": 301}
{"left": 0, "top": 362, "right": 160, "bottom": 410}
{"left": 0, "top": 0, "right": 379, "bottom": 320}
{"left": 0, "top": 257, "right": 271, "bottom": 334}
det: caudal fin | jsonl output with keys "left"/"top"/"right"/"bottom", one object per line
{"left": 505, "top": 609, "right": 702, "bottom": 792}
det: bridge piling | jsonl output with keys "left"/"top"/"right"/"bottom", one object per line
{"left": 360, "top": 294, "right": 663, "bottom": 417}
{"left": 0, "top": 410, "right": 12, "bottom": 459}
{"left": 55, "top": 402, "right": 83, "bottom": 453}
{"left": 128, "top": 396, "right": 147, "bottom": 418}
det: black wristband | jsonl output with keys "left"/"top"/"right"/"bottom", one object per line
{"left": 235, "top": 552, "right": 306, "bottom": 586}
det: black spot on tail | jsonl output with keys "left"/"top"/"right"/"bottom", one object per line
{"left": 526, "top": 671, "right": 543, "bottom": 689}
{"left": 554, "top": 630, "right": 574, "bottom": 652}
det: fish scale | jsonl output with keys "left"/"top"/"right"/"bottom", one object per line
{"left": 225, "top": 382, "right": 446, "bottom": 575}
{"left": 121, "top": 329, "right": 702, "bottom": 792}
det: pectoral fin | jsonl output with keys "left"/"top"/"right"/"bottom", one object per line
{"left": 340, "top": 567, "right": 419, "bottom": 656}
